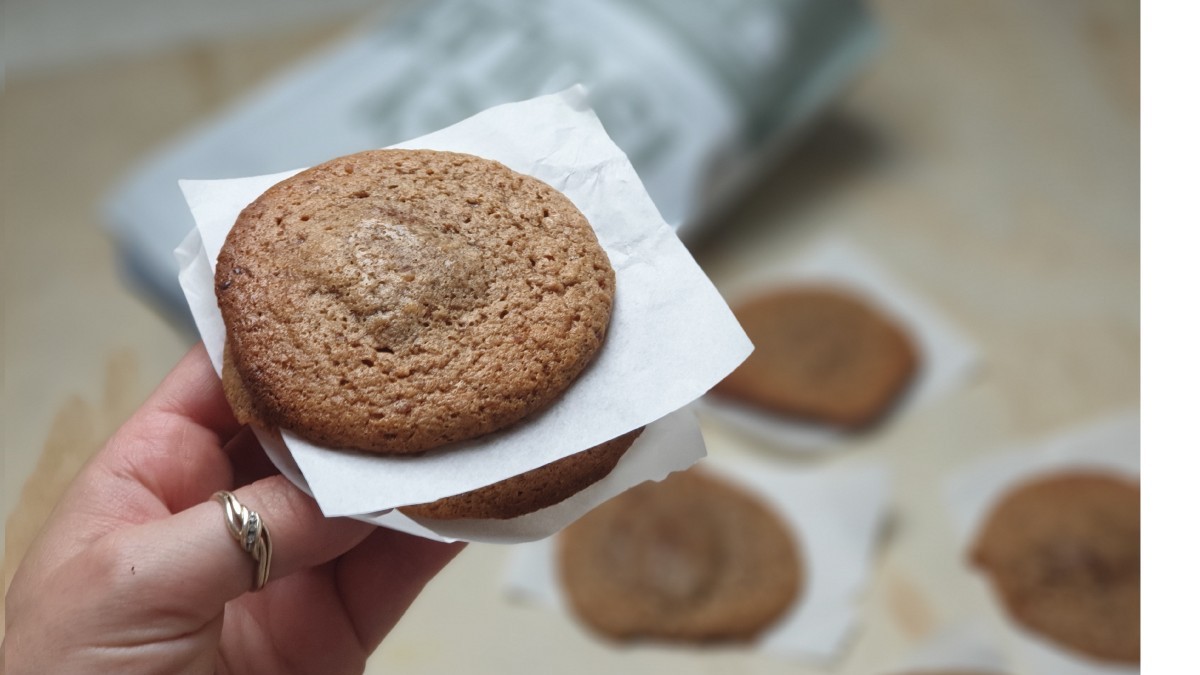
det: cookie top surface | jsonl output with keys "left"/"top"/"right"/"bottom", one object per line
{"left": 710, "top": 287, "right": 918, "bottom": 429}
{"left": 400, "top": 428, "right": 642, "bottom": 520}
{"left": 971, "top": 472, "right": 1140, "bottom": 664}
{"left": 216, "top": 149, "right": 615, "bottom": 454}
{"left": 558, "top": 468, "right": 803, "bottom": 643}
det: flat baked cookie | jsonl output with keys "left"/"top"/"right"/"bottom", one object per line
{"left": 216, "top": 149, "right": 614, "bottom": 454}
{"left": 558, "top": 468, "right": 803, "bottom": 643}
{"left": 710, "top": 287, "right": 918, "bottom": 429}
{"left": 971, "top": 472, "right": 1140, "bottom": 664}
{"left": 400, "top": 428, "right": 643, "bottom": 520}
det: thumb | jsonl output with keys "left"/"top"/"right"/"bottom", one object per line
{"left": 113, "top": 475, "right": 375, "bottom": 619}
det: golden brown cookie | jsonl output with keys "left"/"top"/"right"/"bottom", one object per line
{"left": 216, "top": 149, "right": 614, "bottom": 454}
{"left": 970, "top": 472, "right": 1140, "bottom": 664}
{"left": 400, "top": 428, "right": 643, "bottom": 520}
{"left": 222, "top": 341, "right": 265, "bottom": 427}
{"left": 558, "top": 468, "right": 803, "bottom": 643}
{"left": 710, "top": 287, "right": 918, "bottom": 429}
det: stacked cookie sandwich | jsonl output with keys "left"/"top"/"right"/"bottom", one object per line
{"left": 216, "top": 148, "right": 640, "bottom": 520}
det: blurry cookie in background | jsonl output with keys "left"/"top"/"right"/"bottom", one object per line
{"left": 557, "top": 468, "right": 803, "bottom": 643}
{"left": 970, "top": 472, "right": 1140, "bottom": 664}
{"left": 710, "top": 287, "right": 918, "bottom": 430}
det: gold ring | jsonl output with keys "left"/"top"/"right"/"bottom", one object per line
{"left": 211, "top": 491, "right": 273, "bottom": 591}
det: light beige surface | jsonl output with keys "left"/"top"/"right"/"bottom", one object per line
{"left": 1, "top": 1, "right": 1137, "bottom": 672}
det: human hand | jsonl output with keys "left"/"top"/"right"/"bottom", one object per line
{"left": 4, "top": 345, "right": 464, "bottom": 674}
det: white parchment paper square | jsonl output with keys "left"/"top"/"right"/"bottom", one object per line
{"left": 505, "top": 459, "right": 892, "bottom": 663}
{"left": 174, "top": 87, "right": 751, "bottom": 541}
{"left": 698, "top": 237, "right": 980, "bottom": 452}
{"left": 943, "top": 411, "right": 1140, "bottom": 675}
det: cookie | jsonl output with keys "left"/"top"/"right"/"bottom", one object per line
{"left": 558, "top": 468, "right": 803, "bottom": 643}
{"left": 400, "top": 428, "right": 643, "bottom": 520}
{"left": 216, "top": 149, "right": 615, "bottom": 454}
{"left": 222, "top": 341, "right": 265, "bottom": 427}
{"left": 970, "top": 472, "right": 1140, "bottom": 664}
{"left": 710, "top": 287, "right": 918, "bottom": 429}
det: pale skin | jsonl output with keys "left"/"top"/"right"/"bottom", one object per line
{"left": 4, "top": 345, "right": 464, "bottom": 674}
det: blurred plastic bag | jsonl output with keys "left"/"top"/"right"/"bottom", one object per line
{"left": 105, "top": 0, "right": 877, "bottom": 322}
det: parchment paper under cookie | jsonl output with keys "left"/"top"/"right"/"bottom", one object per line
{"left": 698, "top": 237, "right": 980, "bottom": 452}
{"left": 943, "top": 411, "right": 1140, "bottom": 675}
{"left": 175, "top": 87, "right": 749, "bottom": 539}
{"left": 505, "top": 460, "right": 892, "bottom": 662}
